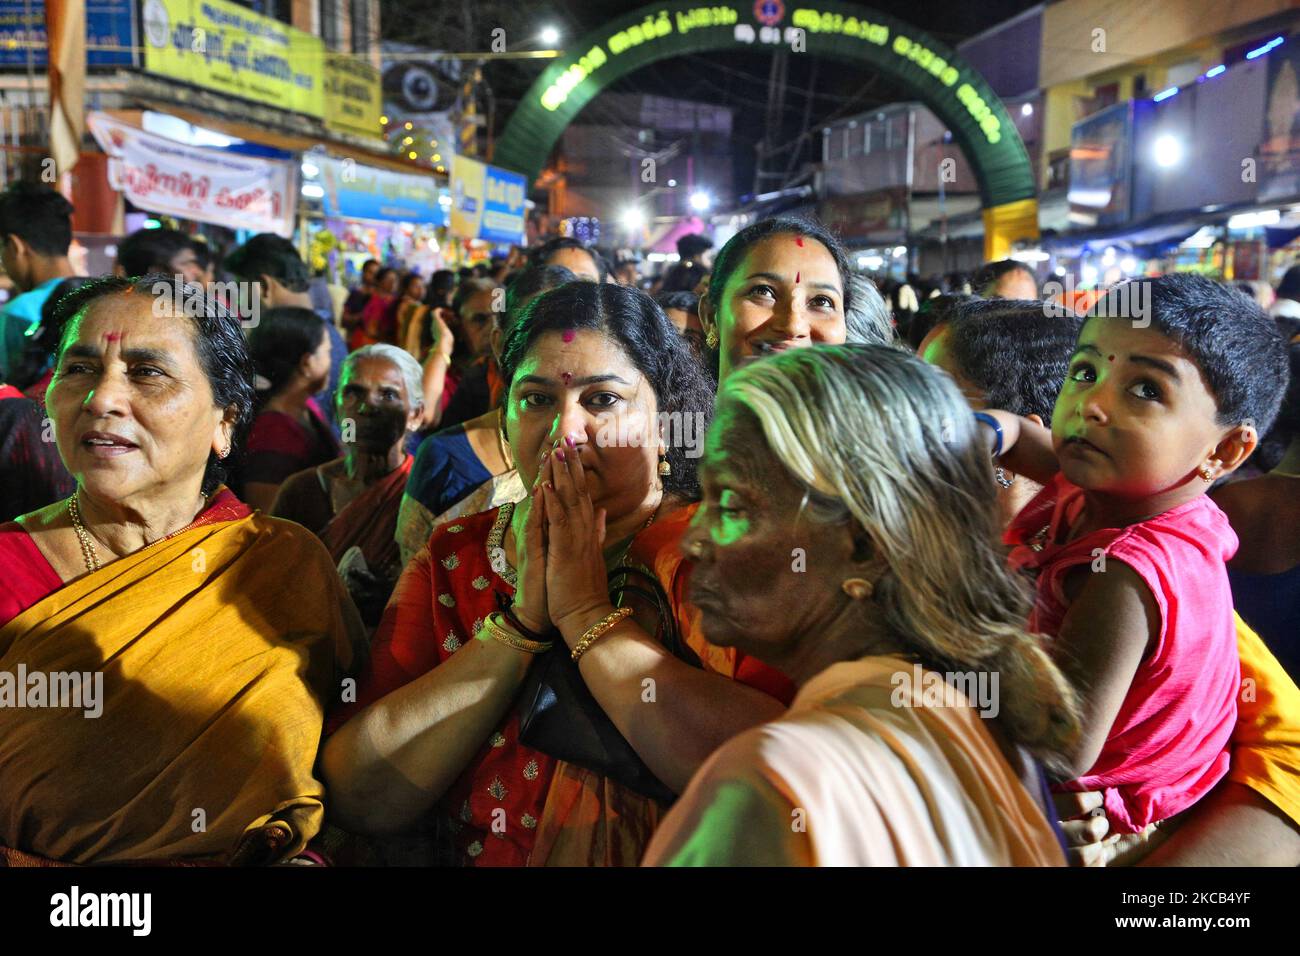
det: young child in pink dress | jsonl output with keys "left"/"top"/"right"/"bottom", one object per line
{"left": 978, "top": 274, "right": 1289, "bottom": 835}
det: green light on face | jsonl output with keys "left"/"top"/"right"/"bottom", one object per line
{"left": 711, "top": 489, "right": 749, "bottom": 546}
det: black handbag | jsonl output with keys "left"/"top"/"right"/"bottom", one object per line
{"left": 514, "top": 565, "right": 700, "bottom": 805}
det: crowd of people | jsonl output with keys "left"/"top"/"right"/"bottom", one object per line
{"left": 0, "top": 178, "right": 1296, "bottom": 867}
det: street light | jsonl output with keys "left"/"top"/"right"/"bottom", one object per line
{"left": 689, "top": 191, "right": 711, "bottom": 212}
{"left": 1153, "top": 134, "right": 1182, "bottom": 168}
{"left": 540, "top": 26, "right": 561, "bottom": 46}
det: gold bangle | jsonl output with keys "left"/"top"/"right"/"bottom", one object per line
{"left": 571, "top": 606, "right": 633, "bottom": 662}
{"left": 476, "top": 612, "right": 554, "bottom": 655}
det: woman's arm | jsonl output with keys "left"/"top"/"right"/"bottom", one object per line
{"left": 1138, "top": 781, "right": 1300, "bottom": 866}
{"left": 418, "top": 311, "right": 456, "bottom": 430}
{"left": 559, "top": 609, "right": 786, "bottom": 794}
{"left": 320, "top": 633, "right": 533, "bottom": 834}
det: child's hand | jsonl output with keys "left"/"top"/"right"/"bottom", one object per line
{"left": 975, "top": 409, "right": 1059, "bottom": 486}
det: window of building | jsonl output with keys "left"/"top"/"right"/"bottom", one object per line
{"left": 351, "top": 0, "right": 371, "bottom": 54}
{"left": 320, "top": 0, "right": 342, "bottom": 49}
{"left": 228, "top": 0, "right": 290, "bottom": 24}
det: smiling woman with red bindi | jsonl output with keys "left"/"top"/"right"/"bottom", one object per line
{"left": 697, "top": 216, "right": 893, "bottom": 384}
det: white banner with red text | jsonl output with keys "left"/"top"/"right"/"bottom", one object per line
{"left": 87, "top": 111, "right": 296, "bottom": 237}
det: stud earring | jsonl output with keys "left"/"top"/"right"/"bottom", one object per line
{"left": 842, "top": 578, "right": 873, "bottom": 600}
{"left": 1200, "top": 467, "right": 1214, "bottom": 483}
{"left": 705, "top": 326, "right": 719, "bottom": 350}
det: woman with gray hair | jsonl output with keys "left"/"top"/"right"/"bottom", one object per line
{"left": 273, "top": 343, "right": 425, "bottom": 625}
{"left": 643, "top": 344, "right": 1080, "bottom": 866}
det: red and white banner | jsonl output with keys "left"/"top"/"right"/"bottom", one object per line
{"left": 87, "top": 112, "right": 296, "bottom": 236}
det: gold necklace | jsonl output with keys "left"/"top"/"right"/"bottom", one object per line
{"left": 67, "top": 491, "right": 101, "bottom": 573}
{"left": 66, "top": 490, "right": 212, "bottom": 575}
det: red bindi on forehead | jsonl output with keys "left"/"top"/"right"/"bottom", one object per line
{"left": 1108, "top": 354, "right": 1116, "bottom": 362}
{"left": 105, "top": 332, "right": 122, "bottom": 342}
{"left": 561, "top": 329, "right": 576, "bottom": 343}
{"left": 561, "top": 371, "right": 572, "bottom": 385}
{"left": 794, "top": 237, "right": 804, "bottom": 247}
{"left": 795, "top": 272, "right": 800, "bottom": 284}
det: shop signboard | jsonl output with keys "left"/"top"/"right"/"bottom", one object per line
{"left": 325, "top": 53, "right": 383, "bottom": 140}
{"left": 451, "top": 155, "right": 526, "bottom": 245}
{"left": 0, "top": 0, "right": 137, "bottom": 67}
{"left": 317, "top": 155, "right": 447, "bottom": 225}
{"left": 1261, "top": 41, "right": 1300, "bottom": 202}
{"left": 141, "top": 0, "right": 324, "bottom": 118}
{"left": 1068, "top": 101, "right": 1133, "bottom": 229}
{"left": 87, "top": 111, "right": 297, "bottom": 236}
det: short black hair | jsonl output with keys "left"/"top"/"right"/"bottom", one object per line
{"left": 52, "top": 275, "right": 255, "bottom": 495}
{"left": 500, "top": 281, "right": 715, "bottom": 499}
{"left": 430, "top": 269, "right": 456, "bottom": 296}
{"left": 527, "top": 236, "right": 607, "bottom": 281}
{"left": 676, "top": 233, "right": 713, "bottom": 262}
{"left": 654, "top": 290, "right": 699, "bottom": 315}
{"left": 1090, "top": 274, "right": 1290, "bottom": 433}
{"left": 117, "top": 228, "right": 195, "bottom": 277}
{"left": 1255, "top": 342, "right": 1300, "bottom": 471}
{"left": 224, "top": 233, "right": 310, "bottom": 293}
{"left": 907, "top": 292, "right": 974, "bottom": 352}
{"left": 942, "top": 298, "right": 1084, "bottom": 425}
{"left": 246, "top": 306, "right": 327, "bottom": 403}
{"left": 659, "top": 261, "right": 708, "bottom": 294}
{"left": 503, "top": 264, "right": 577, "bottom": 335}
{"left": 0, "top": 181, "right": 74, "bottom": 256}
{"left": 1276, "top": 264, "right": 1300, "bottom": 302}
{"left": 971, "top": 259, "right": 1037, "bottom": 299}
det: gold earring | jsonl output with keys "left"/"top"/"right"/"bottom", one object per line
{"left": 705, "top": 326, "right": 719, "bottom": 350}
{"left": 1200, "top": 467, "right": 1214, "bottom": 483}
{"left": 842, "top": 578, "right": 873, "bottom": 600}
{"left": 658, "top": 456, "right": 671, "bottom": 477}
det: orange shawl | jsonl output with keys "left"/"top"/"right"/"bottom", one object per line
{"left": 0, "top": 513, "right": 365, "bottom": 864}
{"left": 644, "top": 655, "right": 1066, "bottom": 866}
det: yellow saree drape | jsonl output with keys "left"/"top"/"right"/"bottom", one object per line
{"left": 0, "top": 514, "right": 365, "bottom": 865}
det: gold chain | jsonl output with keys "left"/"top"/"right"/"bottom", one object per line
{"left": 66, "top": 489, "right": 214, "bottom": 575}
{"left": 67, "top": 491, "right": 101, "bottom": 574}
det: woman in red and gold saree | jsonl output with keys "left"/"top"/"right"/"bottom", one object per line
{"left": 273, "top": 344, "right": 425, "bottom": 627}
{"left": 0, "top": 275, "right": 365, "bottom": 866}
{"left": 322, "top": 281, "right": 788, "bottom": 865}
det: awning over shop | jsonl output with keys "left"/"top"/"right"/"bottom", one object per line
{"left": 1042, "top": 215, "right": 1204, "bottom": 258}
{"left": 121, "top": 102, "right": 442, "bottom": 179}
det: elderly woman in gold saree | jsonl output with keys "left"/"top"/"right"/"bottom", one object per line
{"left": 0, "top": 276, "right": 364, "bottom": 866}
{"left": 644, "top": 345, "right": 1080, "bottom": 865}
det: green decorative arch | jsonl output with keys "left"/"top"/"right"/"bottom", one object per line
{"left": 495, "top": 1, "right": 1037, "bottom": 212}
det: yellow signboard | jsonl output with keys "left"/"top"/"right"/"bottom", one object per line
{"left": 325, "top": 53, "right": 382, "bottom": 139}
{"left": 450, "top": 154, "right": 487, "bottom": 240}
{"left": 141, "top": 0, "right": 324, "bottom": 118}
